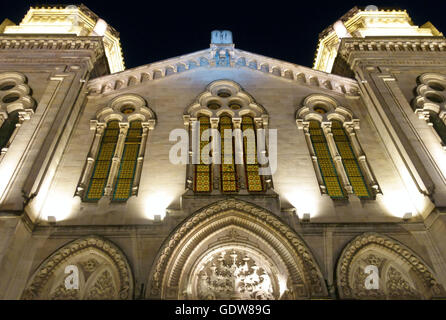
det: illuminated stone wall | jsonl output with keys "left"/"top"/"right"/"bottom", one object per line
{"left": 0, "top": 5, "right": 445, "bottom": 300}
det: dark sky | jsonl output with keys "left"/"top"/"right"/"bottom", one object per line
{"left": 1, "top": 1, "right": 446, "bottom": 70}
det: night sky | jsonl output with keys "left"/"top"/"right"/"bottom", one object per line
{"left": 1, "top": 1, "right": 446, "bottom": 70}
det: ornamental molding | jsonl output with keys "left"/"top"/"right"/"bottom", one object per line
{"left": 0, "top": 35, "right": 105, "bottom": 57}
{"left": 185, "top": 79, "right": 267, "bottom": 119}
{"left": 336, "top": 232, "right": 445, "bottom": 299}
{"left": 86, "top": 48, "right": 360, "bottom": 97}
{"left": 338, "top": 37, "right": 446, "bottom": 62}
{"left": 296, "top": 93, "right": 356, "bottom": 125}
{"left": 21, "top": 235, "right": 134, "bottom": 300}
{"left": 148, "top": 198, "right": 327, "bottom": 299}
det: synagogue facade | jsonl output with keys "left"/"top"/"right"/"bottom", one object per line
{"left": 0, "top": 5, "right": 446, "bottom": 299}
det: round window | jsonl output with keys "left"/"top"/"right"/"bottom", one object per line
{"left": 428, "top": 81, "right": 445, "bottom": 92}
{"left": 313, "top": 106, "right": 327, "bottom": 114}
{"left": 426, "top": 92, "right": 444, "bottom": 104}
{"left": 0, "top": 82, "right": 16, "bottom": 91}
{"left": 120, "top": 105, "right": 136, "bottom": 114}
{"left": 229, "top": 104, "right": 242, "bottom": 110}
{"left": 2, "top": 93, "right": 20, "bottom": 104}
{"left": 208, "top": 103, "right": 221, "bottom": 110}
{"left": 217, "top": 90, "right": 231, "bottom": 98}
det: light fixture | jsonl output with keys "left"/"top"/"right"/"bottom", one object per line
{"left": 302, "top": 213, "right": 311, "bottom": 223}
{"left": 47, "top": 216, "right": 56, "bottom": 224}
{"left": 403, "top": 212, "right": 412, "bottom": 221}
{"left": 154, "top": 214, "right": 161, "bottom": 222}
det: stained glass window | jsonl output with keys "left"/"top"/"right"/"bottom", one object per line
{"left": 85, "top": 120, "right": 119, "bottom": 201}
{"left": 112, "top": 120, "right": 142, "bottom": 201}
{"left": 220, "top": 116, "right": 238, "bottom": 192}
{"left": 242, "top": 116, "right": 263, "bottom": 192}
{"left": 194, "top": 116, "right": 212, "bottom": 192}
{"left": 309, "top": 120, "right": 345, "bottom": 199}
{"left": 0, "top": 111, "right": 19, "bottom": 150}
{"left": 429, "top": 112, "right": 446, "bottom": 146}
{"left": 331, "top": 121, "right": 371, "bottom": 199}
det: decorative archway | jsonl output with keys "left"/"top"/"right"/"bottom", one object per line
{"left": 336, "top": 233, "right": 445, "bottom": 299}
{"left": 147, "top": 199, "right": 328, "bottom": 299}
{"left": 21, "top": 236, "right": 134, "bottom": 300}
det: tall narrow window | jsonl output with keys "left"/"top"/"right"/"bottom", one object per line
{"left": 309, "top": 120, "right": 345, "bottom": 198}
{"left": 220, "top": 116, "right": 238, "bottom": 192}
{"left": 242, "top": 116, "right": 263, "bottom": 192}
{"left": 85, "top": 120, "right": 119, "bottom": 201}
{"left": 194, "top": 116, "right": 212, "bottom": 192}
{"left": 331, "top": 121, "right": 371, "bottom": 199}
{"left": 112, "top": 120, "right": 142, "bottom": 201}
{"left": 429, "top": 112, "right": 446, "bottom": 145}
{"left": 0, "top": 111, "right": 19, "bottom": 150}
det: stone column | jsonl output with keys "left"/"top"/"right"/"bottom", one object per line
{"left": 76, "top": 121, "right": 106, "bottom": 198}
{"left": 103, "top": 122, "right": 129, "bottom": 197}
{"left": 132, "top": 120, "right": 155, "bottom": 196}
{"left": 210, "top": 117, "right": 220, "bottom": 193}
{"left": 254, "top": 117, "right": 271, "bottom": 191}
{"left": 344, "top": 121, "right": 380, "bottom": 195}
{"left": 232, "top": 118, "right": 247, "bottom": 192}
{"left": 184, "top": 116, "right": 196, "bottom": 191}
{"left": 322, "top": 122, "right": 352, "bottom": 194}
{"left": 300, "top": 121, "right": 326, "bottom": 194}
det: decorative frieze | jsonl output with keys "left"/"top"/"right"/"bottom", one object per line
{"left": 87, "top": 48, "right": 360, "bottom": 97}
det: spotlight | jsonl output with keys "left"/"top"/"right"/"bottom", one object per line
{"left": 47, "top": 216, "right": 56, "bottom": 225}
{"left": 403, "top": 212, "right": 412, "bottom": 221}
{"left": 302, "top": 213, "right": 311, "bottom": 223}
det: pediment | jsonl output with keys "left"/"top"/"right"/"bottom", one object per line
{"left": 87, "top": 47, "right": 360, "bottom": 97}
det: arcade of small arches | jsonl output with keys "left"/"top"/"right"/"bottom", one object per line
{"left": 20, "top": 199, "right": 444, "bottom": 300}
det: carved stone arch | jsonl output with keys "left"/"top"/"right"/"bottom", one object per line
{"left": 0, "top": 71, "right": 35, "bottom": 121}
{"left": 21, "top": 236, "right": 134, "bottom": 300}
{"left": 413, "top": 73, "right": 446, "bottom": 118}
{"left": 336, "top": 233, "right": 445, "bottom": 300}
{"left": 296, "top": 94, "right": 353, "bottom": 123}
{"left": 147, "top": 199, "right": 328, "bottom": 300}
{"left": 184, "top": 79, "right": 268, "bottom": 118}
{"left": 96, "top": 93, "right": 156, "bottom": 125}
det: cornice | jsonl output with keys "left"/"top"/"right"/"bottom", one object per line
{"left": 338, "top": 36, "right": 446, "bottom": 63}
{"left": 0, "top": 35, "right": 105, "bottom": 57}
{"left": 86, "top": 47, "right": 360, "bottom": 97}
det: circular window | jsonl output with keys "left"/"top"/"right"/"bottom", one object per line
{"left": 207, "top": 103, "right": 221, "bottom": 110}
{"left": 2, "top": 93, "right": 20, "bottom": 104}
{"left": 428, "top": 81, "right": 445, "bottom": 91}
{"left": 217, "top": 90, "right": 231, "bottom": 98}
{"left": 120, "top": 105, "right": 135, "bottom": 114}
{"left": 426, "top": 92, "right": 444, "bottom": 104}
{"left": 229, "top": 103, "right": 242, "bottom": 110}
{"left": 0, "top": 82, "right": 16, "bottom": 91}
{"left": 313, "top": 106, "right": 327, "bottom": 114}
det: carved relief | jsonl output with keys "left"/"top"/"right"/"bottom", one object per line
{"left": 194, "top": 248, "right": 276, "bottom": 300}
{"left": 147, "top": 199, "right": 327, "bottom": 300}
{"left": 336, "top": 233, "right": 444, "bottom": 299}
{"left": 22, "top": 236, "right": 133, "bottom": 300}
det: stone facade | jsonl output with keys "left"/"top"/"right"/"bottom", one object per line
{"left": 0, "top": 5, "right": 446, "bottom": 300}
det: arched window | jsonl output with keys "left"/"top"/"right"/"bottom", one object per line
{"left": 220, "top": 115, "right": 238, "bottom": 192}
{"left": 194, "top": 116, "right": 212, "bottom": 192}
{"left": 112, "top": 120, "right": 142, "bottom": 201}
{"left": 309, "top": 120, "right": 345, "bottom": 198}
{"left": 331, "top": 121, "right": 371, "bottom": 199}
{"left": 242, "top": 116, "right": 263, "bottom": 192}
{"left": 428, "top": 111, "right": 446, "bottom": 145}
{"left": 85, "top": 120, "right": 119, "bottom": 201}
{"left": 76, "top": 94, "right": 155, "bottom": 202}
{"left": 185, "top": 80, "right": 272, "bottom": 194}
{"left": 297, "top": 94, "right": 379, "bottom": 200}
{"left": 413, "top": 73, "right": 446, "bottom": 148}
{"left": 0, "top": 110, "right": 19, "bottom": 151}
